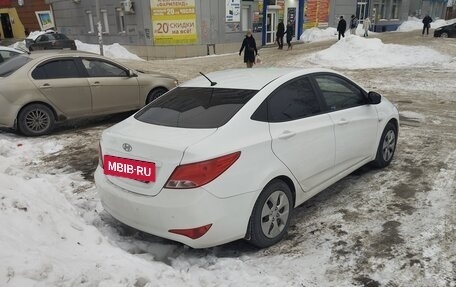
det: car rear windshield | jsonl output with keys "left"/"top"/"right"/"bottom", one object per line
{"left": 0, "top": 54, "right": 32, "bottom": 77}
{"left": 134, "top": 87, "right": 258, "bottom": 128}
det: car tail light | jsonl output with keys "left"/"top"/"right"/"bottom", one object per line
{"left": 165, "top": 152, "right": 241, "bottom": 189}
{"left": 169, "top": 224, "right": 212, "bottom": 239}
{"left": 98, "top": 142, "right": 103, "bottom": 169}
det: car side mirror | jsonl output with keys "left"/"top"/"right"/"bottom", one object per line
{"left": 368, "top": 91, "right": 382, "bottom": 105}
{"left": 128, "top": 70, "right": 138, "bottom": 77}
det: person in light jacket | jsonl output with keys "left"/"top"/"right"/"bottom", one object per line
{"left": 239, "top": 30, "right": 258, "bottom": 68}
{"left": 363, "top": 17, "right": 371, "bottom": 37}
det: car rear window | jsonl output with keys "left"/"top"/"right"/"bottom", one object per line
{"left": 134, "top": 87, "right": 257, "bottom": 128}
{"left": 0, "top": 54, "right": 32, "bottom": 77}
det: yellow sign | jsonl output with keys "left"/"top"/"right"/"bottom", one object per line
{"left": 151, "top": 0, "right": 197, "bottom": 45}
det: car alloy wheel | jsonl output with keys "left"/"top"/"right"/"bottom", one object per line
{"left": 18, "top": 104, "right": 55, "bottom": 136}
{"left": 382, "top": 129, "right": 396, "bottom": 162}
{"left": 373, "top": 122, "right": 397, "bottom": 168}
{"left": 248, "top": 180, "right": 292, "bottom": 248}
{"left": 440, "top": 32, "right": 449, "bottom": 38}
{"left": 261, "top": 190, "right": 290, "bottom": 238}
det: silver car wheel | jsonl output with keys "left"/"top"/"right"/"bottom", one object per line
{"left": 382, "top": 130, "right": 396, "bottom": 162}
{"left": 25, "top": 109, "right": 51, "bottom": 132}
{"left": 441, "top": 32, "right": 448, "bottom": 38}
{"left": 260, "top": 190, "right": 290, "bottom": 239}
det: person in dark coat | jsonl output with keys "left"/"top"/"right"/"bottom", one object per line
{"left": 284, "top": 21, "right": 294, "bottom": 50}
{"left": 422, "top": 15, "right": 433, "bottom": 36}
{"left": 239, "top": 29, "right": 258, "bottom": 68}
{"left": 276, "top": 20, "right": 285, "bottom": 49}
{"left": 337, "top": 16, "right": 347, "bottom": 40}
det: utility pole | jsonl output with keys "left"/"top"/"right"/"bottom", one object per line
{"left": 95, "top": 0, "right": 104, "bottom": 55}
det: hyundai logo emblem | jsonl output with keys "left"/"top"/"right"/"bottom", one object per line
{"left": 122, "top": 143, "right": 132, "bottom": 152}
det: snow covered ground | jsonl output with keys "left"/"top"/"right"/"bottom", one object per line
{"left": 1, "top": 31, "right": 455, "bottom": 286}
{"left": 397, "top": 17, "right": 456, "bottom": 32}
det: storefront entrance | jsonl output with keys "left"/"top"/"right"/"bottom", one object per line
{"left": 266, "top": 11, "right": 277, "bottom": 44}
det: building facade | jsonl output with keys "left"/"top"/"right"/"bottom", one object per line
{"left": 46, "top": 0, "right": 448, "bottom": 59}
{"left": 0, "top": 0, "right": 51, "bottom": 40}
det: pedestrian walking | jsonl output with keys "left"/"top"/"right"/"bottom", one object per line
{"left": 350, "top": 15, "right": 358, "bottom": 35}
{"left": 337, "top": 16, "right": 347, "bottom": 40}
{"left": 363, "top": 17, "right": 371, "bottom": 37}
{"left": 422, "top": 15, "right": 433, "bottom": 36}
{"left": 276, "top": 20, "right": 285, "bottom": 49}
{"left": 239, "top": 29, "right": 258, "bottom": 68}
{"left": 284, "top": 21, "right": 294, "bottom": 50}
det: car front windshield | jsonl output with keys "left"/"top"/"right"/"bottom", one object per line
{"left": 0, "top": 54, "right": 32, "bottom": 77}
{"left": 134, "top": 87, "right": 258, "bottom": 128}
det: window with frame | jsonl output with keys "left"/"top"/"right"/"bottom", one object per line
{"left": 314, "top": 75, "right": 366, "bottom": 111}
{"left": 241, "top": 6, "right": 250, "bottom": 31}
{"left": 86, "top": 10, "right": 94, "bottom": 33}
{"left": 116, "top": 7, "right": 126, "bottom": 33}
{"left": 101, "top": 9, "right": 109, "bottom": 33}
{"left": 32, "top": 60, "right": 80, "bottom": 80}
{"left": 266, "top": 77, "right": 321, "bottom": 122}
{"left": 391, "top": 0, "right": 400, "bottom": 19}
{"left": 82, "top": 58, "right": 128, "bottom": 77}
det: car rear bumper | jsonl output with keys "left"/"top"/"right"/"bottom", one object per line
{"left": 0, "top": 95, "right": 17, "bottom": 128}
{"left": 95, "top": 167, "right": 258, "bottom": 248}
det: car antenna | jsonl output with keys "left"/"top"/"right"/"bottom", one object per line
{"left": 199, "top": 72, "right": 217, "bottom": 86}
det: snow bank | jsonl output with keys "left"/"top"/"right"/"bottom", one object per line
{"left": 300, "top": 27, "right": 338, "bottom": 42}
{"left": 300, "top": 23, "right": 377, "bottom": 43}
{"left": 397, "top": 17, "right": 456, "bottom": 32}
{"left": 75, "top": 40, "right": 143, "bottom": 61}
{"left": 305, "top": 35, "right": 451, "bottom": 69}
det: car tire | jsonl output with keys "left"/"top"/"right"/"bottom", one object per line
{"left": 372, "top": 122, "right": 397, "bottom": 168}
{"left": 247, "top": 180, "right": 293, "bottom": 248}
{"left": 17, "top": 104, "right": 55, "bottom": 137}
{"left": 146, "top": 88, "right": 168, "bottom": 104}
{"left": 440, "top": 32, "right": 449, "bottom": 38}
{"left": 29, "top": 46, "right": 34, "bottom": 51}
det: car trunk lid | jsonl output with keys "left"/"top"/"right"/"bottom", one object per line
{"left": 101, "top": 117, "right": 217, "bottom": 196}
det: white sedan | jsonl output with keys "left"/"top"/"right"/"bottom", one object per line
{"left": 95, "top": 68, "right": 399, "bottom": 248}
{"left": 0, "top": 46, "right": 23, "bottom": 63}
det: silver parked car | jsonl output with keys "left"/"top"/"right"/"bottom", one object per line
{"left": 0, "top": 50, "right": 178, "bottom": 136}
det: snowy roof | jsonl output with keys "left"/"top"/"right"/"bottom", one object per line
{"left": 180, "top": 67, "right": 334, "bottom": 90}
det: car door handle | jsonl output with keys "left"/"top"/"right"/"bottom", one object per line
{"left": 40, "top": 83, "right": 51, "bottom": 88}
{"left": 278, "top": 131, "right": 296, "bottom": 140}
{"left": 91, "top": 81, "right": 100, "bottom": 86}
{"left": 337, "top": 118, "right": 349, "bottom": 126}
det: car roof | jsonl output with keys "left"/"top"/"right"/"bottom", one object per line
{"left": 0, "top": 46, "right": 23, "bottom": 53}
{"left": 25, "top": 50, "right": 101, "bottom": 60}
{"left": 180, "top": 67, "right": 337, "bottom": 90}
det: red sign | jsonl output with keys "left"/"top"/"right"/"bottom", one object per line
{"left": 104, "top": 155, "right": 156, "bottom": 182}
{"left": 0, "top": 0, "right": 11, "bottom": 7}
